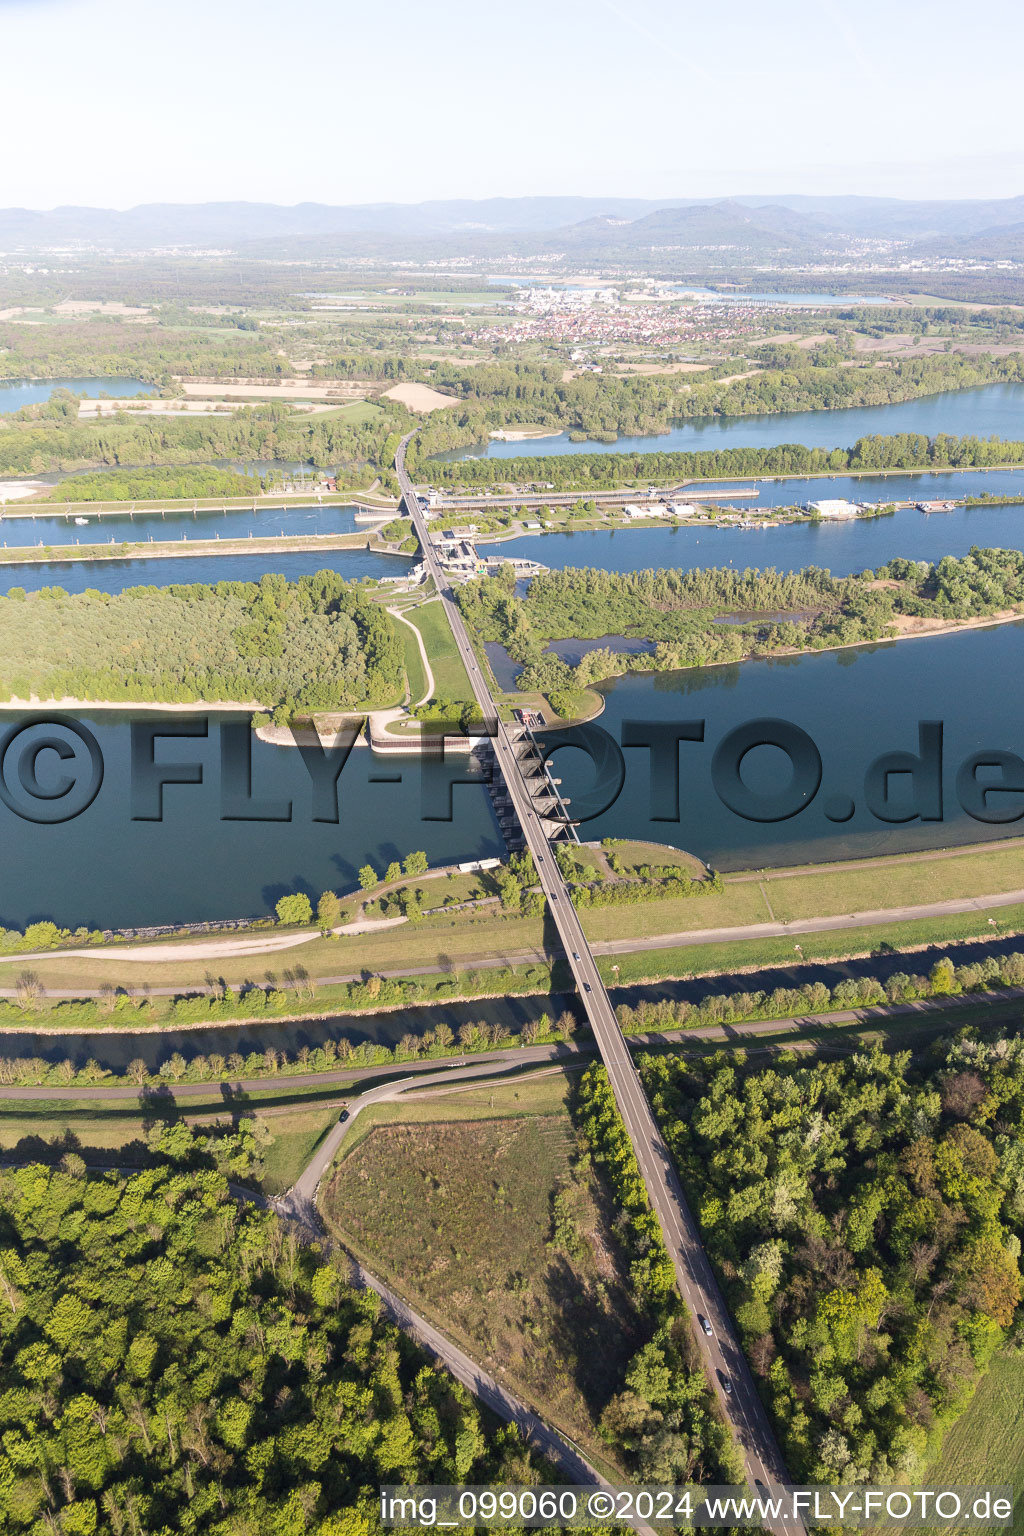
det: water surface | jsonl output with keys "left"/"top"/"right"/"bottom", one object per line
{"left": 0, "top": 546, "right": 409, "bottom": 596}
{"left": 447, "top": 382, "right": 1024, "bottom": 460}
{"left": 0, "top": 501, "right": 365, "bottom": 549}
{"left": 493, "top": 497, "right": 1024, "bottom": 579}
{"left": 0, "top": 377, "right": 153, "bottom": 413}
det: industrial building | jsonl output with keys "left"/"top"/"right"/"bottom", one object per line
{"left": 806, "top": 499, "right": 861, "bottom": 519}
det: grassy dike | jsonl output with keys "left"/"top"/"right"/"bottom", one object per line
{"left": 5, "top": 836, "right": 1022, "bottom": 996}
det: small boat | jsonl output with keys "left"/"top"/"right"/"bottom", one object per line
{"left": 74, "top": 516, "right": 89, "bottom": 526}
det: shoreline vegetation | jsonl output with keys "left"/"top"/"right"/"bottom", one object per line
{"left": 0, "top": 945, "right": 1023, "bottom": 1080}
{"left": 407, "top": 353, "right": 1024, "bottom": 464}
{"left": 3, "top": 838, "right": 1024, "bottom": 1037}
{"left": 456, "top": 548, "right": 1024, "bottom": 703}
{"left": 4, "top": 550, "right": 1024, "bottom": 717}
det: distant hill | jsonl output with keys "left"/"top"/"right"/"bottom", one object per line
{"left": 2, "top": 192, "right": 1024, "bottom": 265}
{"left": 0, "top": 197, "right": 683, "bottom": 250}
{"left": 556, "top": 199, "right": 828, "bottom": 256}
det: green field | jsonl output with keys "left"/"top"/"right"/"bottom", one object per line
{"left": 258, "top": 1106, "right": 338, "bottom": 1193}
{"left": 320, "top": 1072, "right": 639, "bottom": 1471}
{"left": 308, "top": 400, "right": 385, "bottom": 426}
{"left": 404, "top": 598, "right": 476, "bottom": 701}
{"left": 600, "top": 901, "right": 1024, "bottom": 984}
{"left": 900, "top": 1348, "right": 1024, "bottom": 1535}
{"left": 761, "top": 843, "right": 1024, "bottom": 922}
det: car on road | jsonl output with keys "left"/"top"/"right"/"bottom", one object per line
{"left": 572, "top": 951, "right": 580, "bottom": 960}
{"left": 583, "top": 982, "right": 591, "bottom": 993}
{"left": 717, "top": 1371, "right": 733, "bottom": 1395}
{"left": 699, "top": 1314, "right": 713, "bottom": 1337}
{"left": 338, "top": 1110, "right": 349, "bottom": 1123}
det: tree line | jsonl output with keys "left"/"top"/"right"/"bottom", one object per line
{"left": 0, "top": 399, "right": 409, "bottom": 481}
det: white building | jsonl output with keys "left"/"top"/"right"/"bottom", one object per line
{"left": 668, "top": 503, "right": 698, "bottom": 517}
{"left": 807, "top": 499, "right": 861, "bottom": 519}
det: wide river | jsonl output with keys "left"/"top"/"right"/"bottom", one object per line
{"left": 2, "top": 389, "right": 1024, "bottom": 934}
{"left": 447, "top": 381, "right": 1024, "bottom": 459}
{"left": 1, "top": 619, "right": 1021, "bottom": 931}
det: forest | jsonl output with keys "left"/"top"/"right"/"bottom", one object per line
{"left": 0, "top": 400, "right": 408, "bottom": 483}
{"left": 642, "top": 1028, "right": 1024, "bottom": 1483}
{"left": 0, "top": 571, "right": 404, "bottom": 714}
{"left": 456, "top": 548, "right": 1024, "bottom": 693}
{"left": 573, "top": 1065, "right": 740, "bottom": 1482}
{"left": 0, "top": 320, "right": 290, "bottom": 384}
{"left": 0, "top": 1155, "right": 542, "bottom": 1534}
{"left": 39, "top": 466, "right": 263, "bottom": 502}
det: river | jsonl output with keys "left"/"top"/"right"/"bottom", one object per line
{"left": 491, "top": 495, "right": 1024, "bottom": 579}
{"left": 0, "top": 501, "right": 365, "bottom": 548}
{"left": 0, "top": 546, "right": 409, "bottom": 596}
{"left": 0, "top": 708, "right": 501, "bottom": 933}
{"left": 0, "top": 377, "right": 154, "bottom": 413}
{"left": 0, "top": 392, "right": 1023, "bottom": 935}
{"left": 0, "top": 622, "right": 1020, "bottom": 933}
{"left": 444, "top": 381, "right": 1024, "bottom": 460}
{"left": 542, "top": 622, "right": 1024, "bottom": 870}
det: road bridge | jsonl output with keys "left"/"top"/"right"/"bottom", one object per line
{"left": 396, "top": 434, "right": 797, "bottom": 1513}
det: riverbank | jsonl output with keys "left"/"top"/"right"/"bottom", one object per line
{"left": 3, "top": 834, "right": 1023, "bottom": 1000}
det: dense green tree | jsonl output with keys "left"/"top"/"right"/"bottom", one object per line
{"left": 276, "top": 893, "right": 313, "bottom": 926}
{"left": 316, "top": 891, "right": 342, "bottom": 932}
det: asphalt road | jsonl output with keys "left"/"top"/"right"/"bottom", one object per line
{"left": 397, "top": 436, "right": 797, "bottom": 1513}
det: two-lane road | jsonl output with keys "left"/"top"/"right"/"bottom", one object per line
{"left": 396, "top": 436, "right": 796, "bottom": 1510}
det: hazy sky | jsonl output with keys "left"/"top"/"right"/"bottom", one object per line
{"left": 3, "top": 0, "right": 1022, "bottom": 208}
